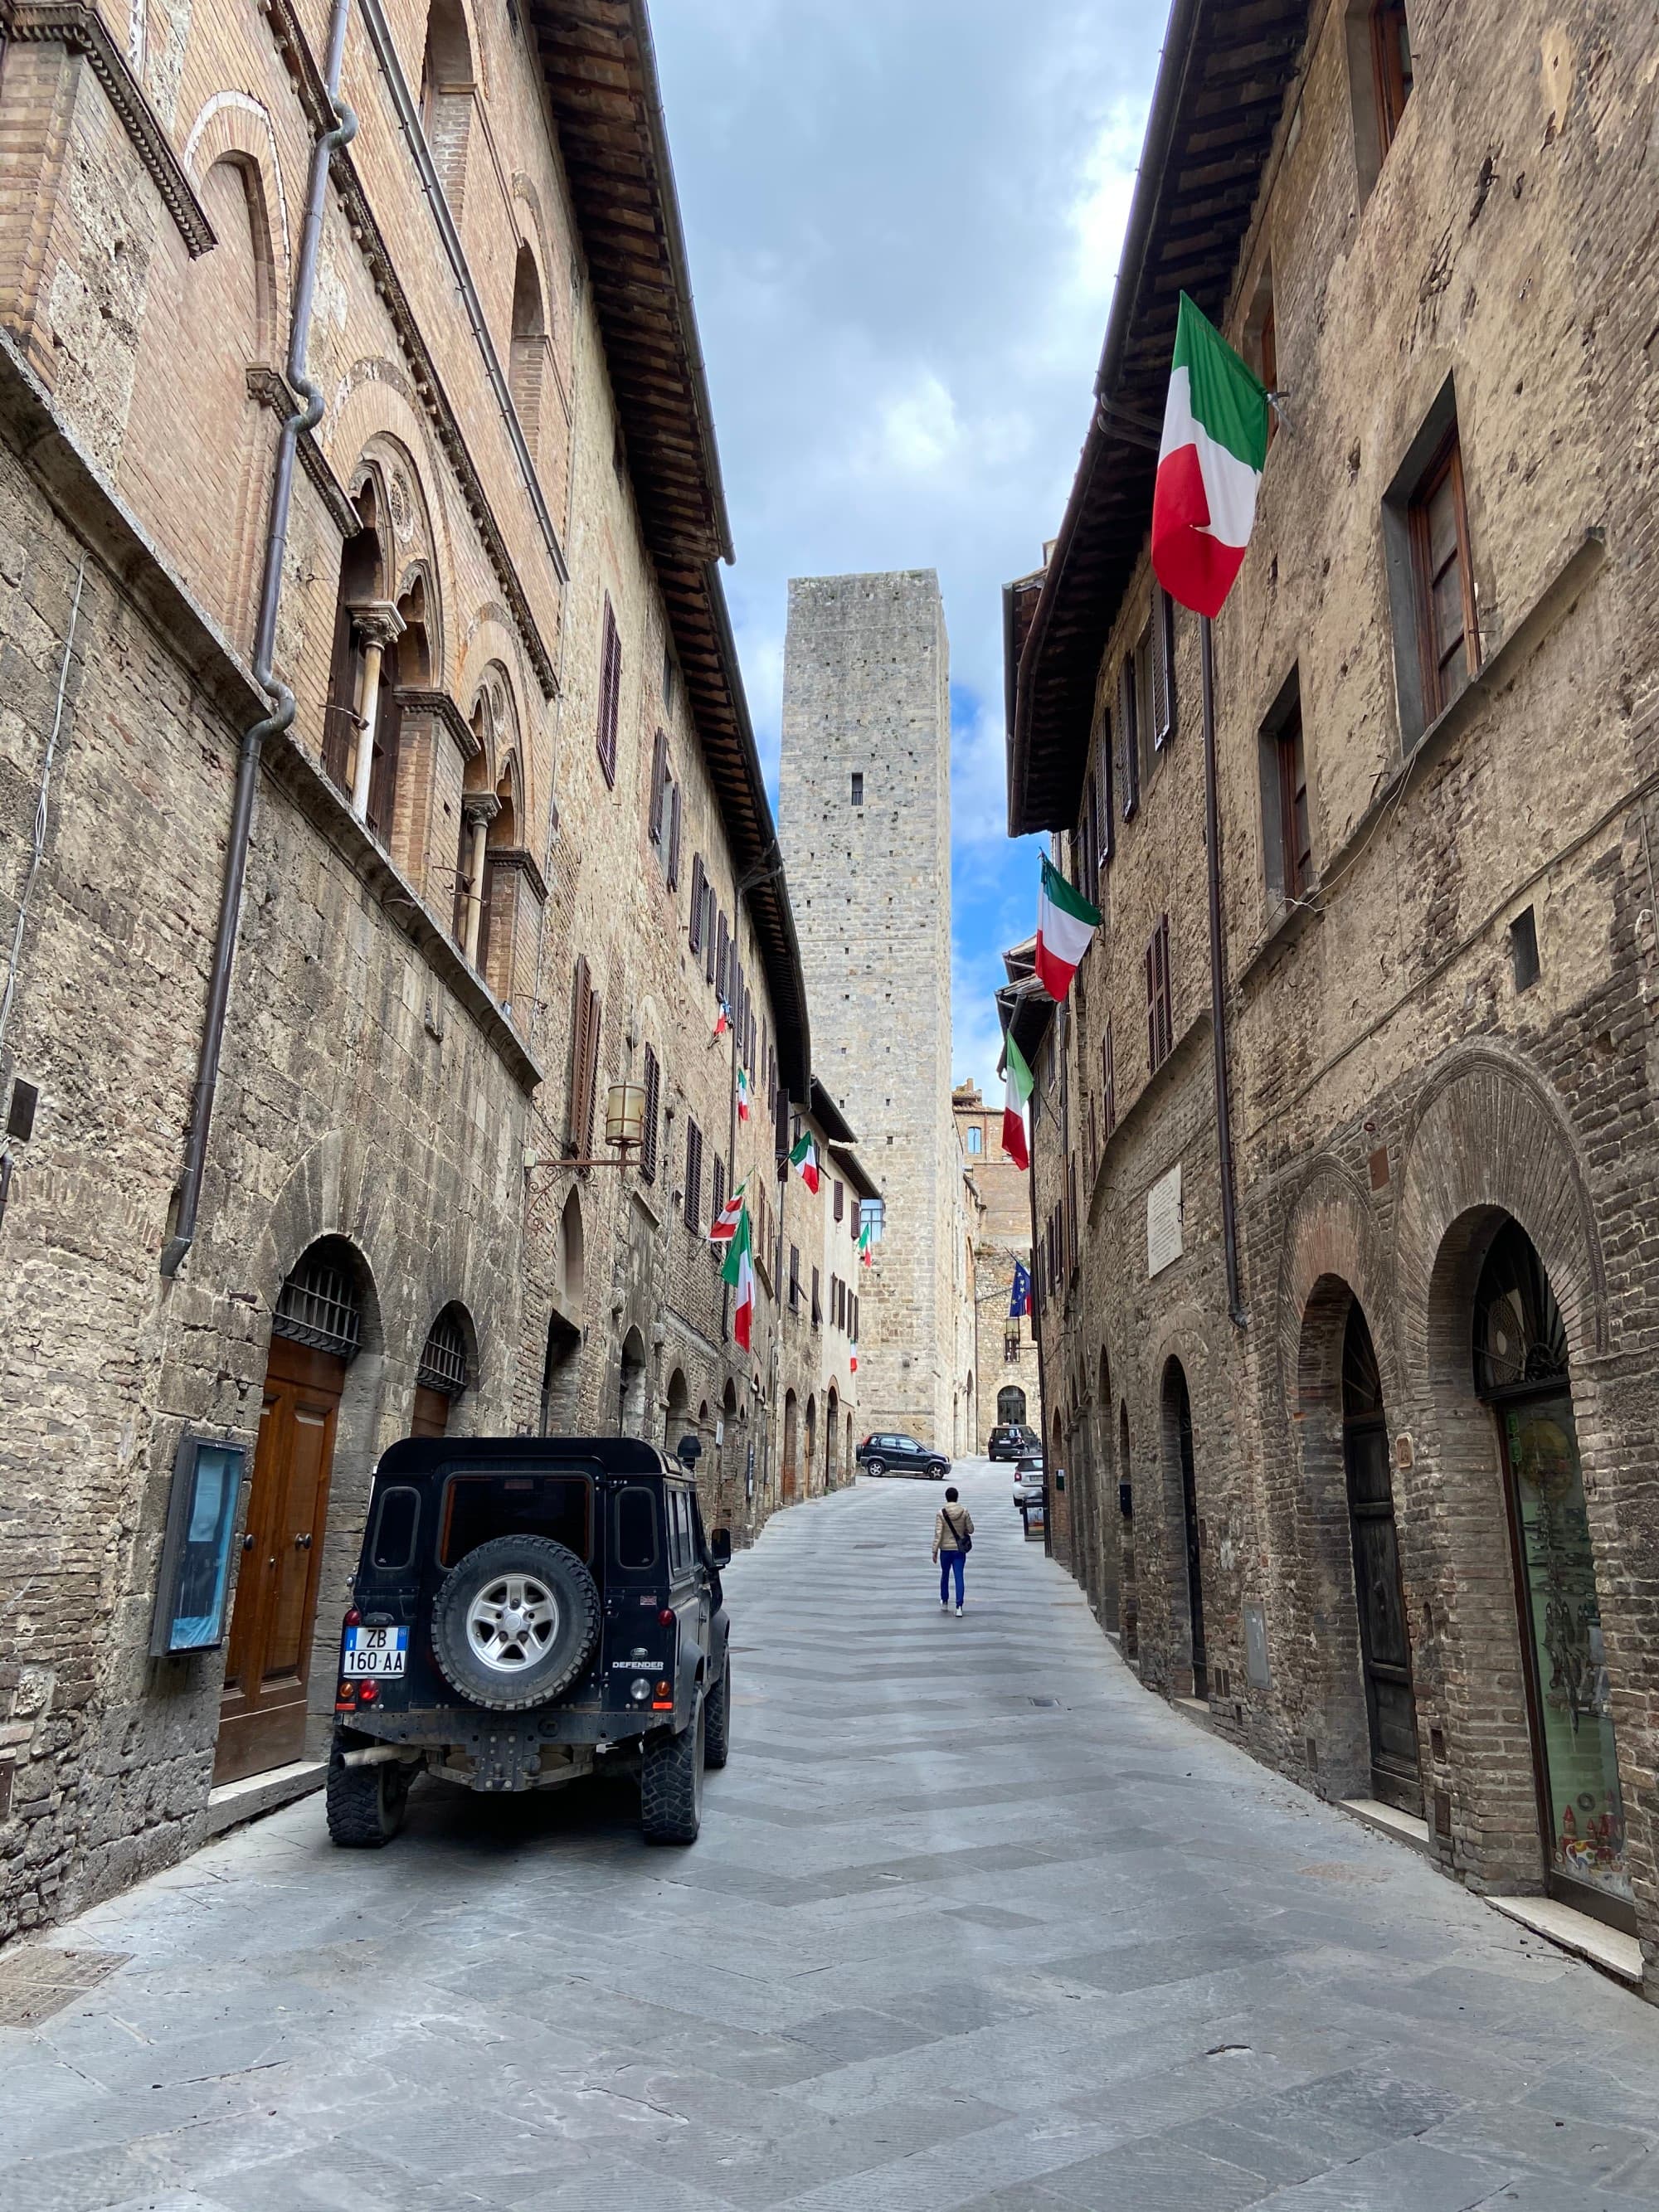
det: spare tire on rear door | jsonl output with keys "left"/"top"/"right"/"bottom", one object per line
{"left": 431, "top": 1534, "right": 600, "bottom": 1712}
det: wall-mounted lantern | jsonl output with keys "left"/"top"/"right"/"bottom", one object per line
{"left": 149, "top": 1432, "right": 246, "bottom": 1656}
{"left": 529, "top": 1082, "right": 648, "bottom": 1174}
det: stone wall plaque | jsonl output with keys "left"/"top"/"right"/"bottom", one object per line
{"left": 1146, "top": 1162, "right": 1184, "bottom": 1276}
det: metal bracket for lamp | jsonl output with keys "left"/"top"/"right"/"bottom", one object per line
{"left": 526, "top": 1082, "right": 647, "bottom": 1172}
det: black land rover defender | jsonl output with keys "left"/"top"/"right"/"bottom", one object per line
{"left": 325, "top": 1435, "right": 732, "bottom": 1850}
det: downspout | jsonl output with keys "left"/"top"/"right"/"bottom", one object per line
{"left": 160, "top": 2, "right": 357, "bottom": 1277}
{"left": 1200, "top": 618, "right": 1247, "bottom": 1328}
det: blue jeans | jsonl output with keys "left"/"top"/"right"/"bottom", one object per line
{"left": 939, "top": 1549, "right": 966, "bottom": 1606}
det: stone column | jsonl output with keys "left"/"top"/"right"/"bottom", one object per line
{"left": 347, "top": 602, "right": 405, "bottom": 822}
{"left": 460, "top": 793, "right": 499, "bottom": 968}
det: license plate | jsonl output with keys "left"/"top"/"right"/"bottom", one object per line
{"left": 342, "top": 1626, "right": 407, "bottom": 1676}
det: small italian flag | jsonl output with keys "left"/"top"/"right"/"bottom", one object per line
{"left": 788, "top": 1130, "right": 820, "bottom": 1193}
{"left": 709, "top": 1180, "right": 746, "bottom": 1247}
{"left": 849, "top": 1343, "right": 858, "bottom": 1373}
{"left": 736, "top": 1065, "right": 752, "bottom": 1122}
{"left": 1002, "top": 1032, "right": 1034, "bottom": 1172}
{"left": 858, "top": 1220, "right": 873, "bottom": 1267}
{"left": 720, "top": 1203, "right": 755, "bottom": 1349}
{"left": 713, "top": 1000, "right": 730, "bottom": 1039}
{"left": 1034, "top": 855, "right": 1100, "bottom": 1003}
{"left": 1151, "top": 292, "right": 1268, "bottom": 620}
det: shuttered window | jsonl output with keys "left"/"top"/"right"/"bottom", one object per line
{"left": 1409, "top": 427, "right": 1479, "bottom": 721}
{"left": 567, "top": 956, "right": 601, "bottom": 1155}
{"left": 665, "top": 781, "right": 682, "bottom": 889}
{"left": 648, "top": 727, "right": 668, "bottom": 842}
{"left": 789, "top": 1245, "right": 800, "bottom": 1311}
{"left": 1119, "top": 657, "right": 1141, "bottom": 819}
{"left": 1151, "top": 582, "right": 1177, "bottom": 750}
{"left": 1068, "top": 1156, "right": 1079, "bottom": 1276}
{"left": 1097, "top": 710, "right": 1116, "bottom": 869}
{"left": 811, "top": 1267, "right": 821, "bottom": 1326}
{"left": 688, "top": 854, "right": 706, "bottom": 952}
{"left": 711, "top": 1153, "right": 727, "bottom": 1240}
{"left": 833, "top": 1179, "right": 844, "bottom": 1223}
{"left": 596, "top": 597, "right": 621, "bottom": 787}
{"left": 640, "top": 1044, "right": 660, "bottom": 1183}
{"left": 703, "top": 885, "right": 717, "bottom": 984}
{"left": 715, "top": 912, "right": 729, "bottom": 1001}
{"left": 1146, "top": 916, "right": 1173, "bottom": 1072}
{"left": 1102, "top": 1015, "right": 1117, "bottom": 1137}
{"left": 685, "top": 1118, "right": 703, "bottom": 1236}
{"left": 1079, "top": 772, "right": 1099, "bottom": 907}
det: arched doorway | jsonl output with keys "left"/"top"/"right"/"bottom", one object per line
{"left": 1161, "top": 1360, "right": 1205, "bottom": 1699}
{"left": 217, "top": 1237, "right": 366, "bottom": 1784}
{"left": 540, "top": 1310, "right": 581, "bottom": 1434}
{"left": 964, "top": 1370, "right": 974, "bottom": 1451}
{"left": 805, "top": 1396, "right": 818, "bottom": 1496}
{"left": 559, "top": 1189, "right": 585, "bottom": 1308}
{"left": 413, "top": 1301, "right": 474, "bottom": 1437}
{"left": 1342, "top": 1303, "right": 1420, "bottom": 1811}
{"left": 825, "top": 1385, "right": 839, "bottom": 1485}
{"left": 618, "top": 1329, "right": 648, "bottom": 1437}
{"left": 781, "top": 1390, "right": 798, "bottom": 1501}
{"left": 997, "top": 1383, "right": 1027, "bottom": 1427}
{"left": 664, "top": 1367, "right": 692, "bottom": 1454}
{"left": 1119, "top": 1401, "right": 1138, "bottom": 1660}
{"left": 1474, "top": 1218, "right": 1630, "bottom": 1923}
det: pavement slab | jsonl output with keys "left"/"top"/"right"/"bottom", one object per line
{"left": 2, "top": 1462, "right": 1659, "bottom": 2210}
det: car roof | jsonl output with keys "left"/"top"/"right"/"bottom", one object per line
{"left": 374, "top": 1435, "right": 685, "bottom": 1483}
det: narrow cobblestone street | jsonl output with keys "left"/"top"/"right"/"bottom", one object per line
{"left": 5, "top": 1466, "right": 1659, "bottom": 2212}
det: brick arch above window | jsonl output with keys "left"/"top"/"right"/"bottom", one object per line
{"left": 181, "top": 92, "right": 292, "bottom": 320}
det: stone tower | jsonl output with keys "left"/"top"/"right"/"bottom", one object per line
{"left": 779, "top": 571, "right": 960, "bottom": 1448}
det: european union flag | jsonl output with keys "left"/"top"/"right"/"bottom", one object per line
{"left": 1010, "top": 1260, "right": 1032, "bottom": 1318}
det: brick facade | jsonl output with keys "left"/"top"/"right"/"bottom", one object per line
{"left": 1010, "top": 0, "right": 1659, "bottom": 1997}
{"left": 953, "top": 1081, "right": 1041, "bottom": 1454}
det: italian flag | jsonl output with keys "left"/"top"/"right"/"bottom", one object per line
{"left": 736, "top": 1065, "right": 752, "bottom": 1122}
{"left": 709, "top": 1180, "right": 746, "bottom": 1247}
{"left": 1034, "top": 856, "right": 1100, "bottom": 1002}
{"left": 1151, "top": 292, "right": 1268, "bottom": 620}
{"left": 1002, "top": 1032, "right": 1034, "bottom": 1172}
{"left": 713, "top": 1000, "right": 730, "bottom": 1039}
{"left": 720, "top": 1203, "right": 755, "bottom": 1349}
{"left": 788, "top": 1130, "right": 820, "bottom": 1193}
{"left": 849, "top": 1343, "right": 858, "bottom": 1373}
{"left": 858, "top": 1221, "right": 873, "bottom": 1267}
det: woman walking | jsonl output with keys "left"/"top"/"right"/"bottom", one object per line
{"left": 932, "top": 1486, "right": 975, "bottom": 1614}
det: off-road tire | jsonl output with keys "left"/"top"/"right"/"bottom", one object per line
{"left": 431, "top": 1534, "right": 600, "bottom": 1712}
{"left": 326, "top": 1735, "right": 411, "bottom": 1848}
{"left": 865, "top": 1457, "right": 887, "bottom": 1477}
{"left": 703, "top": 1654, "right": 731, "bottom": 1771}
{"left": 641, "top": 1694, "right": 704, "bottom": 1844}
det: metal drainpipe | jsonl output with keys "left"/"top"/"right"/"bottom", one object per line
{"left": 160, "top": 4, "right": 358, "bottom": 1278}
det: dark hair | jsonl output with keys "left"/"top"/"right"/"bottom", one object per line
{"left": 945, "top": 1486, "right": 959, "bottom": 1502}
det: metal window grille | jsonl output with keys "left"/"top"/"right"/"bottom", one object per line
{"left": 273, "top": 1247, "right": 362, "bottom": 1358}
{"left": 417, "top": 1307, "right": 469, "bottom": 1394}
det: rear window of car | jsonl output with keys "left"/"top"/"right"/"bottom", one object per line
{"left": 369, "top": 1485, "right": 420, "bottom": 1572}
{"left": 615, "top": 1486, "right": 659, "bottom": 1572}
{"left": 666, "top": 1486, "right": 695, "bottom": 1578}
{"left": 439, "top": 1471, "right": 592, "bottom": 1568}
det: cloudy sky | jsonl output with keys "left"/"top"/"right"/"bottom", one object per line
{"left": 651, "top": 2, "right": 1162, "bottom": 1095}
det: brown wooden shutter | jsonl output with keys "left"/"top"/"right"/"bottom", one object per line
{"left": 567, "top": 958, "right": 593, "bottom": 1151}
{"left": 1146, "top": 916, "right": 1172, "bottom": 1070}
{"left": 641, "top": 1044, "right": 659, "bottom": 1183}
{"left": 789, "top": 1245, "right": 800, "bottom": 1309}
{"left": 703, "top": 887, "right": 717, "bottom": 984}
{"left": 688, "top": 854, "right": 705, "bottom": 951}
{"left": 1119, "top": 658, "right": 1140, "bottom": 819}
{"left": 812, "top": 1267, "right": 821, "bottom": 1325}
{"left": 648, "top": 727, "right": 667, "bottom": 842}
{"left": 596, "top": 598, "right": 620, "bottom": 786}
{"left": 1152, "top": 584, "right": 1177, "bottom": 749}
{"left": 1068, "top": 1156, "right": 1079, "bottom": 1275}
{"left": 581, "top": 975, "right": 602, "bottom": 1151}
{"left": 685, "top": 1118, "right": 703, "bottom": 1234}
{"left": 1102, "top": 1014, "right": 1117, "bottom": 1135}
{"left": 1097, "top": 712, "right": 1116, "bottom": 868}
{"left": 665, "top": 780, "right": 682, "bottom": 889}
{"left": 833, "top": 1179, "right": 844, "bottom": 1223}
{"left": 712, "top": 1151, "right": 725, "bottom": 1228}
{"left": 714, "top": 912, "right": 729, "bottom": 1002}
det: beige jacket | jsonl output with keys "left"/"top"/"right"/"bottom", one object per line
{"left": 933, "top": 1505, "right": 975, "bottom": 1556}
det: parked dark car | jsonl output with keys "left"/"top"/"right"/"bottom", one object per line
{"left": 326, "top": 1435, "right": 730, "bottom": 1850}
{"left": 988, "top": 1423, "right": 1041, "bottom": 1461}
{"left": 855, "top": 1432, "right": 950, "bottom": 1480}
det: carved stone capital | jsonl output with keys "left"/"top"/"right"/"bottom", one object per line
{"left": 348, "top": 600, "right": 406, "bottom": 650}
{"left": 463, "top": 793, "right": 501, "bottom": 831}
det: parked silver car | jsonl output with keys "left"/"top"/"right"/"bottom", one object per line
{"left": 1012, "top": 1455, "right": 1045, "bottom": 1508}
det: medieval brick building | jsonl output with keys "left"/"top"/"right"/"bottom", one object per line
{"left": 1006, "top": 0, "right": 1659, "bottom": 1996}
{"left": 0, "top": 0, "right": 864, "bottom": 1940}
{"left": 953, "top": 1079, "right": 1041, "bottom": 1455}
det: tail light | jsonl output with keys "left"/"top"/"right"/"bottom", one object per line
{"left": 652, "top": 1679, "right": 673, "bottom": 1711}
{"left": 344, "top": 1607, "right": 362, "bottom": 1628}
{"left": 358, "top": 1681, "right": 377, "bottom": 1704}
{"left": 658, "top": 1608, "right": 675, "bottom": 1626}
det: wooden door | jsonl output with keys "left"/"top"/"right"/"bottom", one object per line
{"left": 1173, "top": 1371, "right": 1207, "bottom": 1698}
{"left": 215, "top": 1334, "right": 345, "bottom": 1784}
{"left": 1345, "top": 1417, "right": 1422, "bottom": 1811}
{"left": 411, "top": 1383, "right": 450, "bottom": 1438}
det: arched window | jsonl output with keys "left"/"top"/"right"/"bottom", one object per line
{"left": 558, "top": 1189, "right": 585, "bottom": 1307}
{"left": 997, "top": 1384, "right": 1026, "bottom": 1427}
{"left": 420, "top": 0, "right": 474, "bottom": 215}
{"left": 273, "top": 1238, "right": 363, "bottom": 1358}
{"left": 323, "top": 483, "right": 383, "bottom": 795}
{"left": 414, "top": 1302, "right": 473, "bottom": 1437}
{"left": 509, "top": 242, "right": 547, "bottom": 458}
{"left": 966, "top": 1125, "right": 983, "bottom": 1155}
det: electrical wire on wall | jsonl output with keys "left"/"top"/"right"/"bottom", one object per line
{"left": 0, "top": 553, "right": 86, "bottom": 1068}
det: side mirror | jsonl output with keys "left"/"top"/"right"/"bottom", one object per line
{"left": 709, "top": 1527, "right": 732, "bottom": 1567}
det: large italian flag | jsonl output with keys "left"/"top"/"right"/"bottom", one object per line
{"left": 720, "top": 1203, "right": 755, "bottom": 1349}
{"left": 1151, "top": 293, "right": 1268, "bottom": 620}
{"left": 788, "top": 1130, "right": 820, "bottom": 1194}
{"left": 1035, "top": 856, "right": 1100, "bottom": 1003}
{"left": 1002, "top": 1032, "right": 1034, "bottom": 1172}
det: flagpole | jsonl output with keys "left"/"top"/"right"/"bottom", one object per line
{"left": 1201, "top": 614, "right": 1245, "bottom": 1328}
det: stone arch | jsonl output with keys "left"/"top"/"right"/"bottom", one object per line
{"left": 414, "top": 1296, "right": 479, "bottom": 1437}
{"left": 782, "top": 1388, "right": 799, "bottom": 1500}
{"left": 509, "top": 240, "right": 548, "bottom": 460}
{"left": 618, "top": 1327, "right": 649, "bottom": 1438}
{"left": 322, "top": 370, "right": 460, "bottom": 675}
{"left": 1119, "top": 1397, "right": 1139, "bottom": 1656}
{"left": 805, "top": 1395, "right": 818, "bottom": 1495}
{"left": 1137, "top": 1302, "right": 1218, "bottom": 1698}
{"left": 557, "top": 1187, "right": 585, "bottom": 1312}
{"left": 825, "top": 1383, "right": 840, "bottom": 1485}
{"left": 182, "top": 91, "right": 292, "bottom": 308}
{"left": 664, "top": 1365, "right": 692, "bottom": 1451}
{"left": 419, "top": 0, "right": 479, "bottom": 216}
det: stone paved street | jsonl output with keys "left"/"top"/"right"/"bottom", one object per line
{"left": 5, "top": 1464, "right": 1659, "bottom": 2211}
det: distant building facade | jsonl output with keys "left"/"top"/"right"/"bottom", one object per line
{"left": 779, "top": 571, "right": 966, "bottom": 1452}
{"left": 1006, "top": 0, "right": 1659, "bottom": 1997}
{"left": 953, "top": 1081, "right": 1041, "bottom": 1451}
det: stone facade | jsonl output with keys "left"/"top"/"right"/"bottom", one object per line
{"left": 1008, "top": 0, "right": 1659, "bottom": 1997}
{"left": 0, "top": 0, "right": 844, "bottom": 1942}
{"left": 953, "top": 1080, "right": 1041, "bottom": 1452}
{"left": 779, "top": 570, "right": 966, "bottom": 1454}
